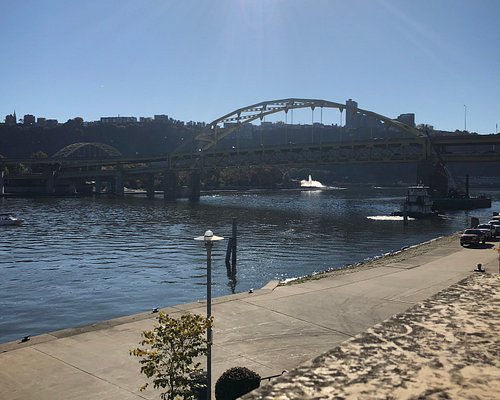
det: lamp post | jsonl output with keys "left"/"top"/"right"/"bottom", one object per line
{"left": 194, "top": 230, "right": 223, "bottom": 400}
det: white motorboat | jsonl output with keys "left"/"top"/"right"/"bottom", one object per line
{"left": 0, "top": 213, "right": 24, "bottom": 226}
{"left": 300, "top": 175, "right": 326, "bottom": 189}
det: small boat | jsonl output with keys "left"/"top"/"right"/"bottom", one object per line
{"left": 300, "top": 175, "right": 327, "bottom": 189}
{"left": 0, "top": 213, "right": 24, "bottom": 226}
{"left": 392, "top": 185, "right": 438, "bottom": 218}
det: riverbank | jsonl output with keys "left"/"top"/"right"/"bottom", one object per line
{"left": 0, "top": 234, "right": 498, "bottom": 399}
{"left": 284, "top": 233, "right": 462, "bottom": 285}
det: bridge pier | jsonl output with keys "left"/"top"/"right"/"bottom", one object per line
{"left": 163, "top": 170, "right": 178, "bottom": 201}
{"left": 0, "top": 170, "right": 4, "bottom": 195}
{"left": 94, "top": 177, "right": 103, "bottom": 194}
{"left": 188, "top": 171, "right": 201, "bottom": 202}
{"left": 45, "top": 171, "right": 56, "bottom": 194}
{"left": 416, "top": 160, "right": 448, "bottom": 197}
{"left": 114, "top": 165, "right": 124, "bottom": 197}
{"left": 146, "top": 174, "right": 155, "bottom": 199}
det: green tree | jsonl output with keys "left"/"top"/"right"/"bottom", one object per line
{"left": 7, "top": 162, "right": 26, "bottom": 174}
{"left": 29, "top": 151, "right": 49, "bottom": 173}
{"left": 130, "top": 312, "right": 212, "bottom": 400}
{"left": 30, "top": 151, "right": 48, "bottom": 158}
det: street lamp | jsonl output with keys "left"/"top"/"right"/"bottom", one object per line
{"left": 194, "top": 230, "right": 224, "bottom": 400}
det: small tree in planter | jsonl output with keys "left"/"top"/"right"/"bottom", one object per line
{"left": 215, "top": 367, "right": 261, "bottom": 400}
{"left": 130, "top": 312, "right": 212, "bottom": 400}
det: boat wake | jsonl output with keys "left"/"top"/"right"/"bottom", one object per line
{"left": 300, "top": 175, "right": 326, "bottom": 189}
{"left": 367, "top": 215, "right": 415, "bottom": 221}
{"left": 299, "top": 175, "right": 346, "bottom": 190}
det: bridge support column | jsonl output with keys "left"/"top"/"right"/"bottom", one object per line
{"left": 163, "top": 170, "right": 178, "bottom": 201}
{"left": 417, "top": 160, "right": 448, "bottom": 197}
{"left": 94, "top": 177, "right": 103, "bottom": 194}
{"left": 416, "top": 161, "right": 432, "bottom": 186}
{"left": 0, "top": 170, "right": 4, "bottom": 195}
{"left": 188, "top": 171, "right": 201, "bottom": 202}
{"left": 68, "top": 182, "right": 77, "bottom": 194}
{"left": 45, "top": 171, "right": 56, "bottom": 194}
{"left": 115, "top": 165, "right": 124, "bottom": 197}
{"left": 93, "top": 166, "right": 103, "bottom": 194}
{"left": 146, "top": 174, "right": 155, "bottom": 199}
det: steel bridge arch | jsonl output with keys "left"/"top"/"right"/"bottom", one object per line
{"left": 53, "top": 142, "right": 122, "bottom": 158}
{"left": 177, "top": 98, "right": 426, "bottom": 152}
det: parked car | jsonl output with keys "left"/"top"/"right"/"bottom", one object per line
{"left": 487, "top": 220, "right": 500, "bottom": 237}
{"left": 460, "top": 229, "right": 486, "bottom": 247}
{"left": 476, "top": 224, "right": 495, "bottom": 240}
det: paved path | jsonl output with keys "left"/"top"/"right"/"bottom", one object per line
{"left": 245, "top": 273, "right": 500, "bottom": 399}
{"left": 0, "top": 235, "right": 498, "bottom": 399}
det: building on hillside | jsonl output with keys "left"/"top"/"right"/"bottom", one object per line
{"left": 345, "top": 99, "right": 358, "bottom": 128}
{"left": 397, "top": 113, "right": 415, "bottom": 127}
{"left": 153, "top": 114, "right": 169, "bottom": 123}
{"left": 5, "top": 112, "right": 17, "bottom": 125}
{"left": 100, "top": 116, "right": 137, "bottom": 124}
{"left": 24, "top": 114, "right": 36, "bottom": 126}
{"left": 345, "top": 99, "right": 380, "bottom": 129}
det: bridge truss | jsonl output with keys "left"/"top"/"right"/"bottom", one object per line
{"left": 52, "top": 142, "right": 122, "bottom": 158}
{"left": 169, "top": 138, "right": 427, "bottom": 170}
{"left": 176, "top": 98, "right": 426, "bottom": 152}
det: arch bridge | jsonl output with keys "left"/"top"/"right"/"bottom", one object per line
{"left": 52, "top": 142, "right": 122, "bottom": 158}
{"left": 1, "top": 98, "right": 499, "bottom": 198}
{"left": 174, "top": 98, "right": 426, "bottom": 153}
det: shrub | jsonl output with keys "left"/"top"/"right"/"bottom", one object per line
{"left": 215, "top": 367, "right": 261, "bottom": 400}
{"left": 130, "top": 312, "right": 212, "bottom": 400}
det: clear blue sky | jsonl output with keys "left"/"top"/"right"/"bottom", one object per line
{"left": 1, "top": 0, "right": 499, "bottom": 133}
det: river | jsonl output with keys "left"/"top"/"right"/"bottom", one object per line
{"left": 1, "top": 186, "right": 499, "bottom": 343}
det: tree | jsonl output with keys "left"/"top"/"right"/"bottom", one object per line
{"left": 30, "top": 151, "right": 48, "bottom": 159}
{"left": 130, "top": 312, "right": 212, "bottom": 400}
{"left": 30, "top": 151, "right": 49, "bottom": 173}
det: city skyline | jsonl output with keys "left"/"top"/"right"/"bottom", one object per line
{"left": 1, "top": 0, "right": 499, "bottom": 134}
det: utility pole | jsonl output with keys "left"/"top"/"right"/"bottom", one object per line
{"left": 464, "top": 104, "right": 467, "bottom": 131}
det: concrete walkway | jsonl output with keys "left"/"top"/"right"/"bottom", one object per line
{"left": 244, "top": 273, "right": 499, "bottom": 399}
{"left": 0, "top": 235, "right": 498, "bottom": 400}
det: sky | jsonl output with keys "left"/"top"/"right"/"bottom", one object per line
{"left": 1, "top": 0, "right": 499, "bottom": 134}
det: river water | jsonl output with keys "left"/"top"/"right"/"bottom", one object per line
{"left": 1, "top": 186, "right": 499, "bottom": 343}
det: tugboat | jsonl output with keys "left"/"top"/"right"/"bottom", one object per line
{"left": 392, "top": 185, "right": 438, "bottom": 218}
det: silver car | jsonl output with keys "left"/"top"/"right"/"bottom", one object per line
{"left": 476, "top": 224, "right": 494, "bottom": 240}
{"left": 487, "top": 220, "right": 500, "bottom": 237}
